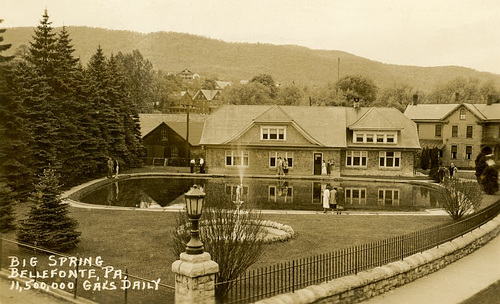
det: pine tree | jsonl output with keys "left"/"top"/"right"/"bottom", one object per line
{"left": 84, "top": 46, "right": 111, "bottom": 171}
{"left": 0, "top": 182, "right": 16, "bottom": 232}
{"left": 481, "top": 167, "right": 499, "bottom": 195}
{"left": 17, "top": 168, "right": 80, "bottom": 252}
{"left": 0, "top": 20, "right": 34, "bottom": 198}
{"left": 475, "top": 152, "right": 488, "bottom": 183}
{"left": 14, "top": 11, "right": 61, "bottom": 175}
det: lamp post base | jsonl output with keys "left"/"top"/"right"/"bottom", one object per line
{"left": 172, "top": 252, "right": 219, "bottom": 304}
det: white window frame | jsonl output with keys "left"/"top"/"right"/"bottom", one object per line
{"left": 269, "top": 152, "right": 293, "bottom": 168}
{"left": 379, "top": 151, "right": 401, "bottom": 168}
{"left": 225, "top": 150, "right": 249, "bottom": 167}
{"left": 345, "top": 188, "right": 366, "bottom": 205}
{"left": 378, "top": 189, "right": 400, "bottom": 206}
{"left": 346, "top": 151, "right": 368, "bottom": 167}
{"left": 460, "top": 109, "right": 466, "bottom": 120}
{"left": 353, "top": 132, "right": 397, "bottom": 144}
{"left": 451, "top": 145, "right": 458, "bottom": 159}
{"left": 466, "top": 146, "right": 472, "bottom": 160}
{"left": 466, "top": 125, "right": 473, "bottom": 138}
{"left": 261, "top": 126, "right": 286, "bottom": 141}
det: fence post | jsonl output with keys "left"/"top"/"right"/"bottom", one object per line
{"left": 74, "top": 253, "right": 79, "bottom": 299}
{"left": 292, "top": 260, "right": 295, "bottom": 293}
{"left": 33, "top": 241, "right": 37, "bottom": 283}
{"left": 124, "top": 268, "right": 128, "bottom": 304}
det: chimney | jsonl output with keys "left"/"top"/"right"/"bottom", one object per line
{"left": 487, "top": 95, "right": 493, "bottom": 105}
{"left": 455, "top": 92, "right": 460, "bottom": 102}
{"left": 412, "top": 94, "right": 418, "bottom": 105}
{"left": 353, "top": 97, "right": 360, "bottom": 109}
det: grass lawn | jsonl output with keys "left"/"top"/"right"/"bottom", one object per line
{"left": 3, "top": 202, "right": 451, "bottom": 287}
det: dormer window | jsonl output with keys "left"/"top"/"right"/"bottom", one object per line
{"left": 353, "top": 132, "right": 397, "bottom": 144}
{"left": 261, "top": 126, "right": 286, "bottom": 140}
{"left": 460, "top": 109, "right": 466, "bottom": 120}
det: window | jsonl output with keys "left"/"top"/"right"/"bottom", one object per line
{"left": 225, "top": 150, "right": 249, "bottom": 167}
{"left": 379, "top": 151, "right": 401, "bottom": 168}
{"left": 353, "top": 132, "right": 397, "bottom": 144}
{"left": 466, "top": 126, "right": 473, "bottom": 138}
{"left": 435, "top": 124, "right": 442, "bottom": 137}
{"left": 451, "top": 145, "right": 458, "bottom": 159}
{"left": 345, "top": 188, "right": 366, "bottom": 205}
{"left": 170, "top": 146, "right": 179, "bottom": 157}
{"left": 466, "top": 146, "right": 472, "bottom": 160}
{"left": 460, "top": 109, "right": 466, "bottom": 120}
{"left": 160, "top": 128, "right": 168, "bottom": 141}
{"left": 452, "top": 125, "right": 458, "bottom": 137}
{"left": 346, "top": 151, "right": 367, "bottom": 167}
{"left": 261, "top": 126, "right": 286, "bottom": 140}
{"left": 378, "top": 189, "right": 400, "bottom": 205}
{"left": 269, "top": 152, "right": 293, "bottom": 168}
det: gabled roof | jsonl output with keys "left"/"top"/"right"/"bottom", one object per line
{"left": 194, "top": 90, "right": 220, "bottom": 101}
{"left": 403, "top": 103, "right": 500, "bottom": 121}
{"left": 348, "top": 108, "right": 402, "bottom": 130}
{"left": 138, "top": 114, "right": 207, "bottom": 145}
{"left": 215, "top": 81, "right": 232, "bottom": 89}
{"left": 254, "top": 105, "right": 293, "bottom": 123}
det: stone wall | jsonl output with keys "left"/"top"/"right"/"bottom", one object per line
{"left": 257, "top": 214, "right": 500, "bottom": 304}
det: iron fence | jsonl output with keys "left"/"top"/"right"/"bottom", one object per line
{"left": 0, "top": 238, "right": 175, "bottom": 304}
{"left": 218, "top": 201, "right": 500, "bottom": 303}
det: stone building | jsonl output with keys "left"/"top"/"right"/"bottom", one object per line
{"left": 200, "top": 105, "right": 420, "bottom": 177}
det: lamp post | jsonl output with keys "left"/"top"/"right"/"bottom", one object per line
{"left": 184, "top": 184, "right": 205, "bottom": 255}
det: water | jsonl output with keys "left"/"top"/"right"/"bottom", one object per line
{"left": 77, "top": 177, "right": 441, "bottom": 211}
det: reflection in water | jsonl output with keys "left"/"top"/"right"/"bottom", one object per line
{"left": 79, "top": 177, "right": 441, "bottom": 211}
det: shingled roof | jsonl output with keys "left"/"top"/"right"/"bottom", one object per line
{"left": 200, "top": 105, "right": 419, "bottom": 149}
{"left": 404, "top": 103, "right": 500, "bottom": 121}
{"left": 138, "top": 114, "right": 207, "bottom": 145}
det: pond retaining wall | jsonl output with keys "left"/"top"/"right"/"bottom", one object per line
{"left": 256, "top": 213, "right": 500, "bottom": 304}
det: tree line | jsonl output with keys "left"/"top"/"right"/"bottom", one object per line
{"left": 0, "top": 12, "right": 144, "bottom": 204}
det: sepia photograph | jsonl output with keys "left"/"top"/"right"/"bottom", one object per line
{"left": 1, "top": 1, "right": 500, "bottom": 303}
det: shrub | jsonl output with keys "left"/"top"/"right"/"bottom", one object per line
{"left": 0, "top": 182, "right": 16, "bottom": 232}
{"left": 481, "top": 167, "right": 499, "bottom": 195}
{"left": 438, "top": 179, "right": 483, "bottom": 219}
{"left": 171, "top": 207, "right": 265, "bottom": 300}
{"left": 420, "top": 148, "right": 429, "bottom": 170}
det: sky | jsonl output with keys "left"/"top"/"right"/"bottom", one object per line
{"left": 4, "top": 0, "right": 500, "bottom": 74}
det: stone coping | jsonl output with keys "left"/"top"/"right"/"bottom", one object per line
{"left": 255, "top": 213, "right": 500, "bottom": 304}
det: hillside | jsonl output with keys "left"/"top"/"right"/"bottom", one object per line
{"left": 4, "top": 26, "right": 500, "bottom": 91}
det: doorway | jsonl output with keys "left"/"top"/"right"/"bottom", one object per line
{"left": 313, "top": 153, "right": 322, "bottom": 175}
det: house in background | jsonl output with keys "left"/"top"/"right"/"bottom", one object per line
{"left": 199, "top": 105, "right": 420, "bottom": 177}
{"left": 139, "top": 114, "right": 206, "bottom": 166}
{"left": 177, "top": 68, "right": 200, "bottom": 80}
{"left": 167, "top": 90, "right": 222, "bottom": 114}
{"left": 404, "top": 99, "right": 500, "bottom": 168}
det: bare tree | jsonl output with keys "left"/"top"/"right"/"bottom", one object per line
{"left": 171, "top": 207, "right": 265, "bottom": 300}
{"left": 438, "top": 179, "right": 483, "bottom": 219}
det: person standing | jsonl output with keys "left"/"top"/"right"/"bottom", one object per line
{"left": 336, "top": 187, "right": 344, "bottom": 214}
{"left": 190, "top": 158, "right": 196, "bottom": 173}
{"left": 322, "top": 185, "right": 330, "bottom": 213}
{"left": 321, "top": 160, "right": 327, "bottom": 175}
{"left": 449, "top": 163, "right": 455, "bottom": 178}
{"left": 107, "top": 157, "right": 114, "bottom": 179}
{"left": 114, "top": 159, "right": 120, "bottom": 178}
{"left": 326, "top": 160, "right": 331, "bottom": 176}
{"left": 277, "top": 157, "right": 284, "bottom": 176}
{"left": 329, "top": 186, "right": 337, "bottom": 212}
{"left": 199, "top": 157, "right": 205, "bottom": 173}
{"left": 283, "top": 157, "right": 288, "bottom": 175}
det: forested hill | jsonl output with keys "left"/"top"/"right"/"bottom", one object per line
{"left": 5, "top": 26, "right": 500, "bottom": 91}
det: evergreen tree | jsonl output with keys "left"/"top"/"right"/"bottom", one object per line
{"left": 475, "top": 151, "right": 488, "bottom": 183}
{"left": 420, "top": 148, "right": 430, "bottom": 170}
{"left": 0, "top": 182, "right": 16, "bottom": 232}
{"left": 14, "top": 11, "right": 61, "bottom": 175}
{"left": 481, "top": 167, "right": 499, "bottom": 195}
{"left": 17, "top": 168, "right": 80, "bottom": 252}
{"left": 0, "top": 20, "right": 34, "bottom": 198}
{"left": 84, "top": 46, "right": 112, "bottom": 170}
{"left": 429, "top": 148, "right": 439, "bottom": 181}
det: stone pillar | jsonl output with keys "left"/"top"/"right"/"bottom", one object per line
{"left": 172, "top": 252, "right": 219, "bottom": 304}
